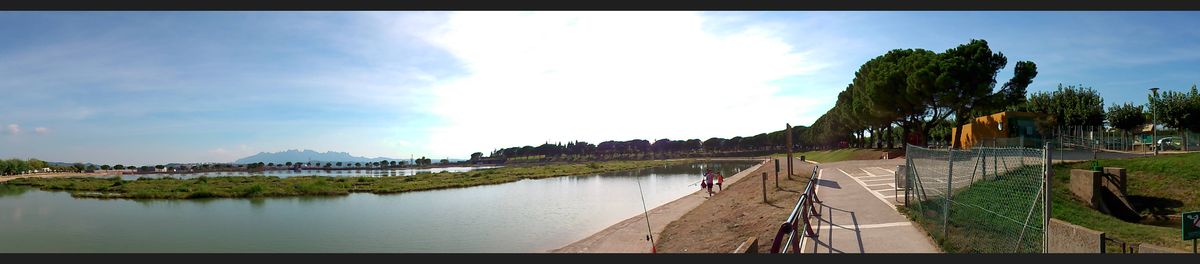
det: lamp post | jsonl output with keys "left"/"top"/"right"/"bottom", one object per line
{"left": 1149, "top": 87, "right": 1160, "bottom": 156}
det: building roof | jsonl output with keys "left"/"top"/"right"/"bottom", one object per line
{"left": 1138, "top": 123, "right": 1154, "bottom": 133}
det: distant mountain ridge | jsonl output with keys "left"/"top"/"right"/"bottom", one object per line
{"left": 233, "top": 149, "right": 404, "bottom": 164}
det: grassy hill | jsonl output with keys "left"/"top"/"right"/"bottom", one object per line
{"left": 1051, "top": 152, "right": 1200, "bottom": 252}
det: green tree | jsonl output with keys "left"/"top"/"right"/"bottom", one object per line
{"left": 936, "top": 39, "right": 1037, "bottom": 149}
{"left": 1106, "top": 102, "right": 1146, "bottom": 150}
{"left": 1150, "top": 85, "right": 1200, "bottom": 150}
{"left": 1022, "top": 84, "right": 1105, "bottom": 131}
{"left": 26, "top": 158, "right": 47, "bottom": 170}
{"left": 100, "top": 164, "right": 111, "bottom": 170}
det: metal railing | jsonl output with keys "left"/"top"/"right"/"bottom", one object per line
{"left": 769, "top": 165, "right": 821, "bottom": 254}
{"left": 1100, "top": 233, "right": 1136, "bottom": 253}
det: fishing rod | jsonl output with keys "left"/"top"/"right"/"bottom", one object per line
{"left": 635, "top": 177, "right": 656, "bottom": 253}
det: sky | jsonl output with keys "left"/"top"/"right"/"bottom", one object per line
{"left": 2, "top": 11, "right": 1199, "bottom": 165}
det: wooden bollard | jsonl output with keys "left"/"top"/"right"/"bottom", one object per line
{"left": 774, "top": 159, "right": 779, "bottom": 189}
{"left": 762, "top": 172, "right": 768, "bottom": 203}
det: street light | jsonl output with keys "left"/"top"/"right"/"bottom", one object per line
{"left": 1149, "top": 87, "right": 1160, "bottom": 156}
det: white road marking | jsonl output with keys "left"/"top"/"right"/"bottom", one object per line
{"left": 860, "top": 179, "right": 893, "bottom": 184}
{"left": 837, "top": 168, "right": 895, "bottom": 209}
{"left": 826, "top": 221, "right": 913, "bottom": 231}
{"left": 857, "top": 176, "right": 893, "bottom": 181}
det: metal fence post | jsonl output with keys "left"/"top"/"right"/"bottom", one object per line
{"left": 981, "top": 148, "right": 987, "bottom": 181}
{"left": 1100, "top": 233, "right": 1106, "bottom": 253}
{"left": 944, "top": 147, "right": 954, "bottom": 241}
{"left": 1043, "top": 142, "right": 1052, "bottom": 253}
{"left": 905, "top": 144, "right": 911, "bottom": 207}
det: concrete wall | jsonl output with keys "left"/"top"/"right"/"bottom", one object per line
{"left": 733, "top": 237, "right": 758, "bottom": 253}
{"left": 1102, "top": 167, "right": 1127, "bottom": 194}
{"left": 1070, "top": 169, "right": 1103, "bottom": 208}
{"left": 1048, "top": 218, "right": 1104, "bottom": 253}
{"left": 1136, "top": 243, "right": 1189, "bottom": 253}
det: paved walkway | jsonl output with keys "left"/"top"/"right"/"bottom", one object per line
{"left": 800, "top": 159, "right": 940, "bottom": 253}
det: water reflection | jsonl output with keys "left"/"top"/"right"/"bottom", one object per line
{"left": 112, "top": 166, "right": 502, "bottom": 180}
{"left": 0, "top": 161, "right": 759, "bottom": 253}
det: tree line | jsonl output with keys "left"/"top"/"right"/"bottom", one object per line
{"left": 797, "top": 39, "right": 1039, "bottom": 149}
{"left": 478, "top": 127, "right": 811, "bottom": 162}
{"left": 0, "top": 159, "right": 93, "bottom": 175}
{"left": 475, "top": 39, "right": 1200, "bottom": 159}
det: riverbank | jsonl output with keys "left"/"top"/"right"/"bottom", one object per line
{"left": 552, "top": 158, "right": 768, "bottom": 253}
{"left": 2, "top": 159, "right": 692, "bottom": 199}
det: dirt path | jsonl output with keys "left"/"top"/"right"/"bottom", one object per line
{"left": 551, "top": 159, "right": 769, "bottom": 253}
{"left": 655, "top": 158, "right": 817, "bottom": 253}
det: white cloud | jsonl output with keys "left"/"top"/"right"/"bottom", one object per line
{"left": 418, "top": 12, "right": 827, "bottom": 157}
{"left": 205, "top": 144, "right": 256, "bottom": 163}
{"left": 396, "top": 140, "right": 414, "bottom": 147}
{"left": 34, "top": 127, "right": 48, "bottom": 134}
{"left": 6, "top": 124, "right": 19, "bottom": 135}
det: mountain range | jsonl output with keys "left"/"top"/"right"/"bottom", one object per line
{"left": 234, "top": 149, "right": 413, "bottom": 164}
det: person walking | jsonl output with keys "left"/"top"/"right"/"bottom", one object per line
{"left": 715, "top": 171, "right": 724, "bottom": 191}
{"left": 703, "top": 169, "right": 715, "bottom": 196}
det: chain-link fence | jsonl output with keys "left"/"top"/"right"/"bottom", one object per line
{"left": 973, "top": 136, "right": 1045, "bottom": 149}
{"left": 1053, "top": 125, "right": 1199, "bottom": 153}
{"left": 903, "top": 144, "right": 1050, "bottom": 253}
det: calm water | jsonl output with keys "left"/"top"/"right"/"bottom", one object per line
{"left": 0, "top": 160, "right": 760, "bottom": 253}
{"left": 113, "top": 166, "right": 502, "bottom": 180}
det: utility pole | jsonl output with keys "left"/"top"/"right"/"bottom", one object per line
{"left": 1150, "top": 87, "right": 1160, "bottom": 156}
{"left": 786, "top": 123, "right": 794, "bottom": 179}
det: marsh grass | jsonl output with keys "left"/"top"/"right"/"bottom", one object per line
{"left": 7, "top": 159, "right": 692, "bottom": 200}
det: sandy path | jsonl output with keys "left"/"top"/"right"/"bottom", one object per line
{"left": 654, "top": 158, "right": 816, "bottom": 253}
{"left": 551, "top": 158, "right": 769, "bottom": 253}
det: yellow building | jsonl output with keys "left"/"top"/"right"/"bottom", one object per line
{"left": 951, "top": 111, "right": 1046, "bottom": 149}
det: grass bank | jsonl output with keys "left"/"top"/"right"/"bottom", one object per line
{"left": 769, "top": 148, "right": 898, "bottom": 163}
{"left": 901, "top": 165, "right": 1045, "bottom": 253}
{"left": 902, "top": 152, "right": 1198, "bottom": 252}
{"left": 4, "top": 159, "right": 692, "bottom": 199}
{"left": 1050, "top": 152, "right": 1199, "bottom": 252}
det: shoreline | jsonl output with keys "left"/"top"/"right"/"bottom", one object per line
{"left": 1, "top": 159, "right": 705, "bottom": 199}
{"left": 551, "top": 158, "right": 768, "bottom": 253}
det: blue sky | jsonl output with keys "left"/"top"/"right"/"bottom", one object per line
{"left": 1, "top": 11, "right": 1199, "bottom": 165}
